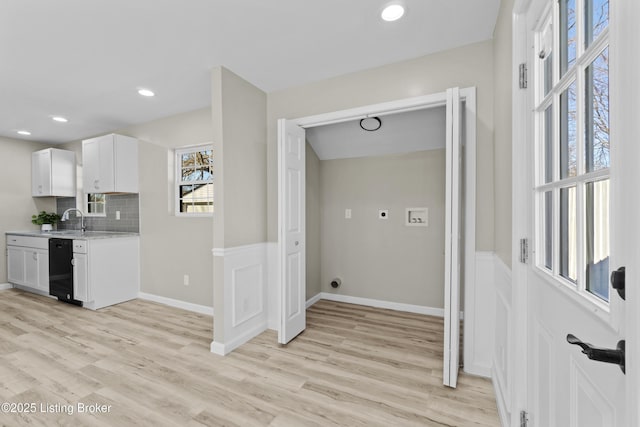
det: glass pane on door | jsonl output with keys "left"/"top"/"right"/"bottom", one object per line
{"left": 585, "top": 0, "right": 609, "bottom": 48}
{"left": 560, "top": 82, "right": 577, "bottom": 179}
{"left": 544, "top": 191, "right": 553, "bottom": 270}
{"left": 585, "top": 48, "right": 609, "bottom": 172}
{"left": 559, "top": 0, "right": 577, "bottom": 76}
{"left": 560, "top": 186, "right": 577, "bottom": 283}
{"left": 585, "top": 180, "right": 609, "bottom": 301}
{"left": 544, "top": 105, "right": 553, "bottom": 183}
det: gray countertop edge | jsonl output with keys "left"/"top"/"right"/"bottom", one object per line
{"left": 6, "top": 231, "right": 140, "bottom": 240}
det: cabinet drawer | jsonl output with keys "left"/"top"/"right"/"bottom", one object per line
{"left": 6, "top": 235, "right": 49, "bottom": 250}
{"left": 72, "top": 240, "right": 88, "bottom": 254}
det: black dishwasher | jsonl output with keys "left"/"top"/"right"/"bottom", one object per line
{"left": 49, "top": 239, "right": 81, "bottom": 305}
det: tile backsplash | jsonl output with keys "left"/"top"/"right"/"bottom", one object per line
{"left": 57, "top": 194, "right": 140, "bottom": 233}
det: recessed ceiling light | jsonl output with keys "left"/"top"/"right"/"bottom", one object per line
{"left": 138, "top": 88, "right": 155, "bottom": 97}
{"left": 381, "top": 4, "right": 405, "bottom": 21}
{"left": 17, "top": 130, "right": 31, "bottom": 136}
{"left": 52, "top": 116, "right": 68, "bottom": 123}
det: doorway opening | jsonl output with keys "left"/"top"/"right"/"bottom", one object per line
{"left": 277, "top": 88, "right": 476, "bottom": 388}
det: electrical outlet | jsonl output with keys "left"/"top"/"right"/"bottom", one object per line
{"left": 345, "top": 208, "right": 352, "bottom": 219}
{"left": 183, "top": 274, "right": 189, "bottom": 286}
{"left": 115, "top": 211, "right": 121, "bottom": 220}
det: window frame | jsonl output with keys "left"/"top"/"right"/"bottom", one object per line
{"left": 174, "top": 144, "right": 214, "bottom": 217}
{"left": 85, "top": 193, "right": 107, "bottom": 217}
{"left": 532, "top": 0, "right": 610, "bottom": 309}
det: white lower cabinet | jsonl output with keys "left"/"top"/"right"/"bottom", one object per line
{"left": 24, "top": 248, "right": 49, "bottom": 292}
{"left": 6, "top": 234, "right": 139, "bottom": 309}
{"left": 71, "top": 237, "right": 138, "bottom": 310}
{"left": 6, "top": 236, "right": 49, "bottom": 293}
{"left": 7, "top": 246, "right": 26, "bottom": 284}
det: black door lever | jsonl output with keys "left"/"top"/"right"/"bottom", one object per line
{"left": 567, "top": 334, "right": 625, "bottom": 374}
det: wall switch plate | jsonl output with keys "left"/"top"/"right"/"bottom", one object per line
{"left": 183, "top": 274, "right": 189, "bottom": 286}
{"left": 378, "top": 209, "right": 389, "bottom": 219}
{"left": 345, "top": 209, "right": 352, "bottom": 219}
{"left": 115, "top": 211, "right": 121, "bottom": 220}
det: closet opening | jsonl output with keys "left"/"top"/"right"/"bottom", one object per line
{"left": 277, "top": 88, "right": 475, "bottom": 388}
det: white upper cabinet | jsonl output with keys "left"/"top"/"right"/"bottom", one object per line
{"left": 31, "top": 148, "right": 76, "bottom": 197}
{"left": 82, "top": 134, "right": 138, "bottom": 193}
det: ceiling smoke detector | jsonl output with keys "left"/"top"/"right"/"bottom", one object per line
{"left": 360, "top": 117, "right": 382, "bottom": 132}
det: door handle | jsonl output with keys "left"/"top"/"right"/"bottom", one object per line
{"left": 567, "top": 334, "right": 625, "bottom": 374}
{"left": 611, "top": 266, "right": 625, "bottom": 300}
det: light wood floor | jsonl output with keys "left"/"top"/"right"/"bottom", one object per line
{"left": 0, "top": 289, "right": 499, "bottom": 426}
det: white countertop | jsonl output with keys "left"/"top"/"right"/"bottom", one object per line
{"left": 6, "top": 230, "right": 139, "bottom": 240}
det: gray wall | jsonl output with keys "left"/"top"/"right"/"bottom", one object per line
{"left": 319, "top": 150, "right": 446, "bottom": 307}
{"left": 306, "top": 143, "right": 322, "bottom": 299}
{"left": 0, "top": 137, "right": 56, "bottom": 283}
{"left": 266, "top": 40, "right": 495, "bottom": 256}
{"left": 493, "top": 0, "right": 514, "bottom": 268}
{"left": 61, "top": 108, "right": 214, "bottom": 308}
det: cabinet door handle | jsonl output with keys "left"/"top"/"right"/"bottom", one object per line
{"left": 71, "top": 258, "right": 75, "bottom": 266}
{"left": 33, "top": 252, "right": 38, "bottom": 260}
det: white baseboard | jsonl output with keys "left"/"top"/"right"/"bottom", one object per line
{"left": 138, "top": 292, "right": 214, "bottom": 316}
{"left": 492, "top": 364, "right": 510, "bottom": 427}
{"left": 318, "top": 292, "right": 446, "bottom": 317}
{"left": 464, "top": 362, "right": 492, "bottom": 378}
{"left": 0, "top": 283, "right": 13, "bottom": 291}
{"left": 210, "top": 321, "right": 267, "bottom": 356}
{"left": 305, "top": 293, "right": 322, "bottom": 308}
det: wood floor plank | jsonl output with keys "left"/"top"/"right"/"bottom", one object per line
{"left": 0, "top": 289, "right": 499, "bottom": 426}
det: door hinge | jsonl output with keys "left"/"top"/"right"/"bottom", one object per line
{"left": 519, "top": 63, "right": 528, "bottom": 89}
{"left": 519, "top": 238, "right": 529, "bottom": 264}
{"left": 520, "top": 410, "right": 529, "bottom": 427}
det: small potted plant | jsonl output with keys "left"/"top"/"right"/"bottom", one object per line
{"left": 31, "top": 211, "right": 61, "bottom": 232}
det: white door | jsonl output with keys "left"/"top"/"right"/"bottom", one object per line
{"left": 443, "top": 87, "right": 462, "bottom": 388}
{"left": 278, "top": 119, "right": 306, "bottom": 344}
{"left": 518, "top": 0, "right": 636, "bottom": 425}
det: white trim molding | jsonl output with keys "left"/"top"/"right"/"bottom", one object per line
{"left": 305, "top": 292, "right": 322, "bottom": 309}
{"left": 138, "top": 292, "right": 213, "bottom": 316}
{"left": 211, "top": 322, "right": 267, "bottom": 356}
{"left": 310, "top": 292, "right": 448, "bottom": 318}
{"left": 0, "top": 283, "right": 13, "bottom": 291}
{"left": 212, "top": 243, "right": 266, "bottom": 258}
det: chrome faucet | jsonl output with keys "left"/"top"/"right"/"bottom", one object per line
{"left": 61, "top": 208, "right": 86, "bottom": 233}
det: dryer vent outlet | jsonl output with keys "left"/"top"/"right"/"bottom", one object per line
{"left": 330, "top": 278, "right": 342, "bottom": 289}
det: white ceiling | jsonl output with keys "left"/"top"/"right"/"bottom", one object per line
{"left": 306, "top": 107, "right": 446, "bottom": 160}
{"left": 0, "top": 0, "right": 500, "bottom": 144}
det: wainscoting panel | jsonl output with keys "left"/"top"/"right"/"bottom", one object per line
{"left": 231, "top": 263, "right": 263, "bottom": 327}
{"left": 211, "top": 243, "right": 268, "bottom": 355}
{"left": 464, "top": 252, "right": 497, "bottom": 378}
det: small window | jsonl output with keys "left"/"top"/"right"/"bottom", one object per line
{"left": 175, "top": 145, "right": 213, "bottom": 216}
{"left": 86, "top": 193, "right": 106, "bottom": 216}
